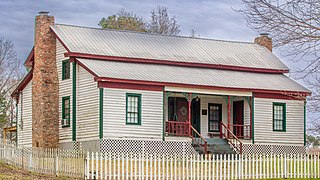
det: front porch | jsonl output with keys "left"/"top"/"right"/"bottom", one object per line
{"left": 164, "top": 89, "right": 254, "bottom": 154}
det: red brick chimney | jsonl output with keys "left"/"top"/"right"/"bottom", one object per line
{"left": 254, "top": 33, "right": 272, "bottom": 52}
{"left": 32, "top": 11, "right": 59, "bottom": 148}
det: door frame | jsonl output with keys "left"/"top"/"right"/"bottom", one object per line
{"left": 233, "top": 100, "right": 244, "bottom": 136}
{"left": 191, "top": 99, "right": 201, "bottom": 133}
{"left": 208, "top": 103, "right": 222, "bottom": 132}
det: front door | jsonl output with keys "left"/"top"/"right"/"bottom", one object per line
{"left": 191, "top": 99, "right": 201, "bottom": 133}
{"left": 208, "top": 104, "right": 222, "bottom": 132}
{"left": 233, "top": 100, "right": 244, "bottom": 137}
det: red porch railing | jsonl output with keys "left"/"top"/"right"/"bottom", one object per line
{"left": 231, "top": 124, "right": 251, "bottom": 139}
{"left": 166, "top": 121, "right": 207, "bottom": 154}
{"left": 166, "top": 121, "right": 189, "bottom": 136}
{"left": 220, "top": 122, "right": 243, "bottom": 154}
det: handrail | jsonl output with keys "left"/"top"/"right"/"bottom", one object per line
{"left": 190, "top": 126, "right": 207, "bottom": 154}
{"left": 220, "top": 122, "right": 243, "bottom": 154}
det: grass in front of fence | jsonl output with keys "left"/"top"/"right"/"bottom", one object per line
{"left": 0, "top": 162, "right": 74, "bottom": 180}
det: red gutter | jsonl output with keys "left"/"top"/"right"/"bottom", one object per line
{"left": 66, "top": 52, "right": 289, "bottom": 74}
{"left": 11, "top": 70, "right": 33, "bottom": 98}
{"left": 94, "top": 77, "right": 310, "bottom": 97}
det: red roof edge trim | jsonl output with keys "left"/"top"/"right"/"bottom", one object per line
{"left": 75, "top": 59, "right": 99, "bottom": 77}
{"left": 11, "top": 70, "right": 33, "bottom": 98}
{"left": 50, "top": 27, "right": 71, "bottom": 52}
{"left": 253, "top": 92, "right": 307, "bottom": 100}
{"left": 94, "top": 77, "right": 310, "bottom": 96}
{"left": 66, "top": 52, "right": 289, "bottom": 74}
{"left": 24, "top": 47, "right": 34, "bottom": 68}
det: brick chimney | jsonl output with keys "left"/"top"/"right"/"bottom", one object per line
{"left": 32, "top": 11, "right": 59, "bottom": 148}
{"left": 254, "top": 33, "right": 272, "bottom": 52}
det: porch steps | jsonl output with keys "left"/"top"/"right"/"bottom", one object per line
{"left": 194, "top": 137, "right": 236, "bottom": 154}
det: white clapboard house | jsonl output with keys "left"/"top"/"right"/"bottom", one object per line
{"left": 12, "top": 12, "right": 310, "bottom": 154}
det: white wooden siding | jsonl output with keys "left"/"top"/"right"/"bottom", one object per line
{"left": 56, "top": 40, "right": 73, "bottom": 143}
{"left": 103, "top": 88, "right": 163, "bottom": 139}
{"left": 254, "top": 98, "right": 304, "bottom": 145}
{"left": 17, "top": 80, "right": 32, "bottom": 147}
{"left": 77, "top": 65, "right": 99, "bottom": 141}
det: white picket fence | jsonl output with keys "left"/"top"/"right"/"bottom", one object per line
{"left": 0, "top": 139, "right": 320, "bottom": 179}
{"left": 86, "top": 152, "right": 320, "bottom": 179}
{"left": 0, "top": 141, "right": 85, "bottom": 178}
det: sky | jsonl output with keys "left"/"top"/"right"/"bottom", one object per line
{"left": 0, "top": 0, "right": 258, "bottom": 62}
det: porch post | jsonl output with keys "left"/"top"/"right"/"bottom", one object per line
{"left": 188, "top": 92, "right": 192, "bottom": 136}
{"left": 227, "top": 95, "right": 231, "bottom": 130}
{"left": 249, "top": 97, "right": 252, "bottom": 140}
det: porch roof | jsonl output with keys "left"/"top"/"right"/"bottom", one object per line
{"left": 77, "top": 58, "right": 310, "bottom": 95}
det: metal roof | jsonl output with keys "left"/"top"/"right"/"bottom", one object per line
{"left": 77, "top": 58, "right": 309, "bottom": 93}
{"left": 52, "top": 24, "right": 289, "bottom": 71}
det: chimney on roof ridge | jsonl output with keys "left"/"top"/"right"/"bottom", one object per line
{"left": 254, "top": 33, "right": 272, "bottom": 52}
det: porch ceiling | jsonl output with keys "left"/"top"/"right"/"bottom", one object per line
{"left": 77, "top": 58, "right": 310, "bottom": 94}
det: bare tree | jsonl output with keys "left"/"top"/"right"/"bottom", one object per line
{"left": 238, "top": 0, "right": 320, "bottom": 135}
{"left": 148, "top": 6, "right": 181, "bottom": 35}
{"left": 0, "top": 37, "right": 23, "bottom": 129}
{"left": 190, "top": 29, "right": 200, "bottom": 38}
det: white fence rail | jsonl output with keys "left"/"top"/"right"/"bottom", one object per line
{"left": 0, "top": 140, "right": 319, "bottom": 179}
{"left": 0, "top": 142, "right": 85, "bottom": 178}
{"left": 86, "top": 152, "right": 320, "bottom": 180}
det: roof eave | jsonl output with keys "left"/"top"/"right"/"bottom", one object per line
{"left": 11, "top": 70, "right": 33, "bottom": 98}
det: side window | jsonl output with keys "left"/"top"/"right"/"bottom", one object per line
{"left": 273, "top": 102, "right": 286, "bottom": 131}
{"left": 62, "top": 59, "right": 70, "bottom": 80}
{"left": 62, "top": 96, "right": 70, "bottom": 127}
{"left": 126, "top": 93, "right": 141, "bottom": 125}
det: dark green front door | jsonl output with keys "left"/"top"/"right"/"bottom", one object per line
{"left": 191, "top": 99, "right": 201, "bottom": 133}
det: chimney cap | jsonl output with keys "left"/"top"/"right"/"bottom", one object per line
{"left": 259, "top": 33, "right": 269, "bottom": 37}
{"left": 38, "top": 11, "right": 49, "bottom": 15}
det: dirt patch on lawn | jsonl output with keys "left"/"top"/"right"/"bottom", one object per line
{"left": 0, "top": 162, "right": 79, "bottom": 180}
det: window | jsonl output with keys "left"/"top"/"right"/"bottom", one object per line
{"left": 273, "top": 102, "right": 286, "bottom": 131}
{"left": 62, "top": 96, "right": 70, "bottom": 127}
{"left": 62, "top": 59, "right": 70, "bottom": 80}
{"left": 208, "top": 104, "right": 222, "bottom": 132}
{"left": 126, "top": 93, "right": 141, "bottom": 125}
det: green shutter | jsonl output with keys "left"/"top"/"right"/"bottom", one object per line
{"left": 99, "top": 88, "right": 104, "bottom": 139}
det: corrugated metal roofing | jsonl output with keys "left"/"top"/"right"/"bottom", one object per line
{"left": 51, "top": 24, "right": 289, "bottom": 71}
{"left": 77, "top": 58, "right": 309, "bottom": 93}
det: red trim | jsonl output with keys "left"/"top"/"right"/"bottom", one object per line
{"left": 66, "top": 52, "right": 289, "bottom": 74}
{"left": 24, "top": 47, "right": 34, "bottom": 68}
{"left": 253, "top": 92, "right": 307, "bottom": 100}
{"left": 98, "top": 81, "right": 163, "bottom": 91}
{"left": 95, "top": 77, "right": 310, "bottom": 96}
{"left": 11, "top": 70, "right": 33, "bottom": 97}
{"left": 75, "top": 59, "right": 99, "bottom": 77}
{"left": 50, "top": 27, "right": 71, "bottom": 52}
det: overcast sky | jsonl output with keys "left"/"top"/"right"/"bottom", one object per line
{"left": 0, "top": 0, "right": 258, "bottom": 62}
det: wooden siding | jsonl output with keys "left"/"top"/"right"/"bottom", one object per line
{"left": 103, "top": 88, "right": 163, "bottom": 139}
{"left": 254, "top": 98, "right": 304, "bottom": 145}
{"left": 57, "top": 40, "right": 72, "bottom": 143}
{"left": 76, "top": 66, "right": 99, "bottom": 141}
{"left": 17, "top": 80, "right": 32, "bottom": 147}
